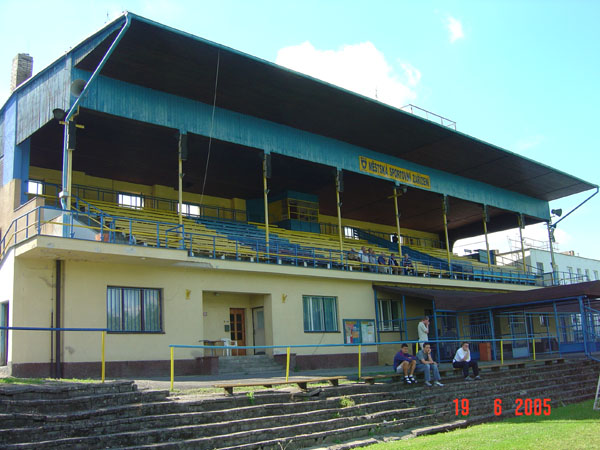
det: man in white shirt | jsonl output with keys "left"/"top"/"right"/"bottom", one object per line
{"left": 417, "top": 316, "right": 429, "bottom": 349}
{"left": 452, "top": 342, "right": 481, "bottom": 380}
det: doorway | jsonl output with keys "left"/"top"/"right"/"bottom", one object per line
{"left": 252, "top": 307, "right": 265, "bottom": 354}
{"left": 229, "top": 308, "right": 246, "bottom": 356}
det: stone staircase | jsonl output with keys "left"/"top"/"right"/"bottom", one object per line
{"left": 218, "top": 355, "right": 284, "bottom": 375}
{"left": 0, "top": 359, "right": 598, "bottom": 449}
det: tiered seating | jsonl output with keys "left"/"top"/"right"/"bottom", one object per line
{"left": 77, "top": 199, "right": 257, "bottom": 260}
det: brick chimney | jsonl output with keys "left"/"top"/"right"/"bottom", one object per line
{"left": 10, "top": 53, "right": 33, "bottom": 92}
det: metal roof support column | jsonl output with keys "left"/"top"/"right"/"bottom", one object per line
{"left": 578, "top": 296, "right": 589, "bottom": 356}
{"left": 547, "top": 221, "right": 558, "bottom": 285}
{"left": 553, "top": 301, "right": 562, "bottom": 356}
{"left": 402, "top": 295, "right": 407, "bottom": 342}
{"left": 335, "top": 169, "right": 344, "bottom": 260}
{"left": 432, "top": 302, "right": 439, "bottom": 362}
{"left": 393, "top": 185, "right": 402, "bottom": 258}
{"left": 60, "top": 14, "right": 131, "bottom": 210}
{"left": 373, "top": 288, "right": 381, "bottom": 343}
{"left": 263, "top": 153, "right": 270, "bottom": 253}
{"left": 488, "top": 308, "right": 497, "bottom": 361}
{"left": 482, "top": 205, "right": 491, "bottom": 271}
{"left": 517, "top": 214, "right": 528, "bottom": 274}
{"left": 442, "top": 196, "right": 452, "bottom": 276}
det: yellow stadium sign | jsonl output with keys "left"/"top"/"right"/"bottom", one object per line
{"left": 358, "top": 156, "right": 431, "bottom": 189}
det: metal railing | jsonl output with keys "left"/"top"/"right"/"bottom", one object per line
{"left": 0, "top": 205, "right": 555, "bottom": 286}
{"left": 168, "top": 336, "right": 562, "bottom": 390}
{"left": 401, "top": 104, "right": 457, "bottom": 130}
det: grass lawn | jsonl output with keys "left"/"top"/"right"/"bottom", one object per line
{"left": 362, "top": 400, "right": 600, "bottom": 450}
{"left": 0, "top": 377, "right": 98, "bottom": 385}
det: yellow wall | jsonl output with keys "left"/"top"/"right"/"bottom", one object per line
{"left": 9, "top": 255, "right": 385, "bottom": 365}
{"left": 28, "top": 167, "right": 247, "bottom": 213}
{"left": 0, "top": 252, "right": 15, "bottom": 364}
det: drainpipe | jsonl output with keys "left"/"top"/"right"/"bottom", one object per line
{"left": 60, "top": 14, "right": 132, "bottom": 210}
{"left": 55, "top": 260, "right": 62, "bottom": 378}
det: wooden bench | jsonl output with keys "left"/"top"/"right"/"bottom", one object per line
{"left": 213, "top": 376, "right": 347, "bottom": 395}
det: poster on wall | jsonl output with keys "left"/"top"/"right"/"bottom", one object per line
{"left": 343, "top": 319, "right": 375, "bottom": 344}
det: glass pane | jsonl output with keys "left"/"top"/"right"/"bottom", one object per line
{"left": 311, "top": 298, "right": 323, "bottom": 331}
{"left": 143, "top": 289, "right": 161, "bottom": 332}
{"left": 323, "top": 297, "right": 337, "bottom": 331}
{"left": 303, "top": 298, "right": 311, "bottom": 331}
{"left": 107, "top": 288, "right": 122, "bottom": 331}
{"left": 123, "top": 289, "right": 141, "bottom": 331}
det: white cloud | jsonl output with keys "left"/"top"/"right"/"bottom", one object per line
{"left": 515, "top": 135, "right": 545, "bottom": 152}
{"left": 446, "top": 16, "right": 465, "bottom": 43}
{"left": 275, "top": 41, "right": 419, "bottom": 108}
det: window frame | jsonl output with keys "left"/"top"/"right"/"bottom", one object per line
{"left": 106, "top": 286, "right": 163, "bottom": 334}
{"left": 378, "top": 299, "right": 402, "bottom": 332}
{"left": 27, "top": 180, "right": 43, "bottom": 195}
{"left": 302, "top": 295, "right": 339, "bottom": 333}
{"left": 117, "top": 192, "right": 144, "bottom": 209}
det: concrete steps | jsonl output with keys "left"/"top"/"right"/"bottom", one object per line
{"left": 218, "top": 355, "right": 284, "bottom": 375}
{"left": 0, "top": 359, "right": 598, "bottom": 449}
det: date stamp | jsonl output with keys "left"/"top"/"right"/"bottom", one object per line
{"left": 453, "top": 398, "right": 551, "bottom": 416}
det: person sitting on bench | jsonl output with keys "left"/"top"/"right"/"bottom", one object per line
{"left": 393, "top": 343, "right": 418, "bottom": 385}
{"left": 453, "top": 342, "right": 481, "bottom": 381}
{"left": 402, "top": 254, "right": 415, "bottom": 275}
{"left": 416, "top": 343, "right": 444, "bottom": 387}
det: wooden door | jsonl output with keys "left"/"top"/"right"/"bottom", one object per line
{"left": 230, "top": 308, "right": 246, "bottom": 356}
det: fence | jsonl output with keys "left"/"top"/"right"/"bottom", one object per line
{"left": 0, "top": 326, "right": 108, "bottom": 381}
{"left": 168, "top": 336, "right": 561, "bottom": 390}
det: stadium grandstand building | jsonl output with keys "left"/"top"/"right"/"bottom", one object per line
{"left": 1, "top": 13, "right": 599, "bottom": 378}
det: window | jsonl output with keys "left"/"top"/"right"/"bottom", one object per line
{"left": 27, "top": 180, "right": 43, "bottom": 195}
{"left": 107, "top": 287, "right": 162, "bottom": 332}
{"left": 344, "top": 226, "right": 357, "bottom": 239}
{"left": 585, "top": 269, "right": 590, "bottom": 281}
{"left": 378, "top": 299, "right": 402, "bottom": 331}
{"left": 178, "top": 203, "right": 200, "bottom": 217}
{"left": 303, "top": 296, "right": 338, "bottom": 332}
{"left": 118, "top": 193, "right": 144, "bottom": 209}
{"left": 536, "top": 262, "right": 544, "bottom": 274}
{"left": 0, "top": 303, "right": 8, "bottom": 366}
{"left": 594, "top": 270, "right": 599, "bottom": 280}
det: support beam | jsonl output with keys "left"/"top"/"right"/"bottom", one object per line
{"left": 482, "top": 205, "right": 491, "bottom": 270}
{"left": 518, "top": 214, "right": 527, "bottom": 274}
{"left": 263, "top": 153, "right": 270, "bottom": 249}
{"left": 442, "top": 196, "right": 452, "bottom": 275}
{"left": 335, "top": 170, "right": 343, "bottom": 257}
{"left": 178, "top": 156, "right": 183, "bottom": 225}
{"left": 61, "top": 14, "right": 131, "bottom": 210}
{"left": 393, "top": 186, "right": 402, "bottom": 258}
{"left": 547, "top": 221, "right": 558, "bottom": 285}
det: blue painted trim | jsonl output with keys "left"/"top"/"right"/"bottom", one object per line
{"left": 76, "top": 72, "right": 551, "bottom": 219}
{"left": 402, "top": 295, "right": 407, "bottom": 341}
{"left": 488, "top": 308, "right": 496, "bottom": 360}
{"left": 373, "top": 288, "right": 381, "bottom": 343}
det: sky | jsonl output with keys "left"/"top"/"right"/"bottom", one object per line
{"left": 1, "top": 0, "right": 598, "bottom": 260}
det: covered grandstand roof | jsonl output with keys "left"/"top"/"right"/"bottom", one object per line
{"left": 7, "top": 13, "right": 597, "bottom": 242}
{"left": 70, "top": 13, "right": 596, "bottom": 203}
{"left": 376, "top": 281, "right": 600, "bottom": 311}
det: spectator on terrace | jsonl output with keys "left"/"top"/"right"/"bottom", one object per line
{"left": 416, "top": 343, "right": 444, "bottom": 387}
{"left": 417, "top": 316, "right": 429, "bottom": 349}
{"left": 402, "top": 253, "right": 415, "bottom": 275}
{"left": 453, "top": 342, "right": 481, "bottom": 381}
{"left": 348, "top": 248, "right": 359, "bottom": 261}
{"left": 359, "top": 246, "right": 369, "bottom": 270}
{"left": 389, "top": 253, "right": 399, "bottom": 274}
{"left": 393, "top": 344, "right": 418, "bottom": 385}
{"left": 377, "top": 253, "right": 388, "bottom": 273}
{"left": 368, "top": 248, "right": 377, "bottom": 272}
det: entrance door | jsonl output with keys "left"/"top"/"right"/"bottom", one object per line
{"left": 509, "top": 313, "right": 529, "bottom": 358}
{"left": 230, "top": 308, "right": 246, "bottom": 356}
{"left": 0, "top": 303, "right": 8, "bottom": 366}
{"left": 253, "top": 307, "right": 265, "bottom": 355}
